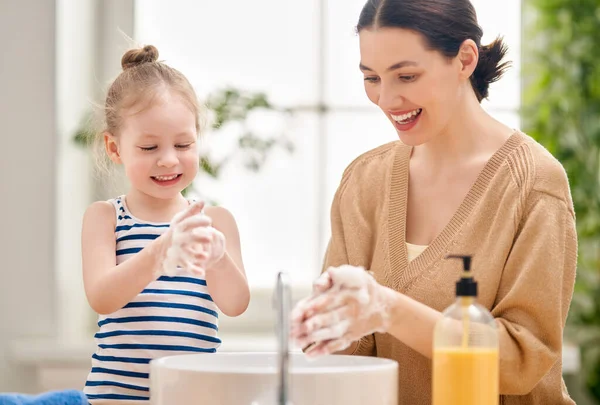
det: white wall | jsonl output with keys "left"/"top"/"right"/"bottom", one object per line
{"left": 0, "top": 0, "right": 58, "bottom": 392}
{"left": 0, "top": 0, "right": 137, "bottom": 392}
{"left": 0, "top": 0, "right": 524, "bottom": 393}
{"left": 55, "top": 0, "right": 98, "bottom": 343}
{"left": 55, "top": 0, "right": 136, "bottom": 342}
{"left": 134, "top": 0, "right": 523, "bottom": 289}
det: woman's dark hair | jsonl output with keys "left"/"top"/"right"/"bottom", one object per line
{"left": 357, "top": 0, "right": 511, "bottom": 102}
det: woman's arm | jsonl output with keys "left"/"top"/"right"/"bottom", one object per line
{"left": 204, "top": 206, "right": 250, "bottom": 317}
{"left": 325, "top": 179, "right": 377, "bottom": 357}
{"left": 302, "top": 181, "right": 376, "bottom": 356}
{"left": 488, "top": 191, "right": 576, "bottom": 395}
{"left": 297, "top": 189, "right": 577, "bottom": 396}
{"left": 385, "top": 292, "right": 443, "bottom": 357}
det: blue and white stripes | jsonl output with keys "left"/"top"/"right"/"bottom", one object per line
{"left": 84, "top": 197, "right": 220, "bottom": 403}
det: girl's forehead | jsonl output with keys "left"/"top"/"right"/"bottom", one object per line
{"left": 120, "top": 97, "right": 197, "bottom": 138}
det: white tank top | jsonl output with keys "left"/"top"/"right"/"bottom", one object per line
{"left": 83, "top": 196, "right": 221, "bottom": 403}
{"left": 406, "top": 242, "right": 428, "bottom": 262}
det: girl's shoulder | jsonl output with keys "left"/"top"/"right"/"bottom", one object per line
{"left": 82, "top": 200, "right": 117, "bottom": 230}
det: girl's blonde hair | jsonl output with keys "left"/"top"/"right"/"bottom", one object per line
{"left": 92, "top": 45, "right": 205, "bottom": 177}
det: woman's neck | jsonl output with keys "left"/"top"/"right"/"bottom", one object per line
{"left": 412, "top": 93, "right": 514, "bottom": 169}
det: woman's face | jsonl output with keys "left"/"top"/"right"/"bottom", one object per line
{"left": 359, "top": 27, "right": 472, "bottom": 146}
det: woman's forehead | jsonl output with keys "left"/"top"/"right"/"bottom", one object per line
{"left": 358, "top": 28, "right": 435, "bottom": 69}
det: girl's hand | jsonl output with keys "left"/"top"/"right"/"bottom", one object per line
{"left": 194, "top": 225, "right": 226, "bottom": 272}
{"left": 160, "top": 201, "right": 215, "bottom": 276}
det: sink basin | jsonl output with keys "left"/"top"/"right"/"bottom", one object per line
{"left": 149, "top": 352, "right": 398, "bottom": 405}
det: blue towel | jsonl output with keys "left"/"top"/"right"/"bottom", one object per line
{"left": 0, "top": 390, "right": 88, "bottom": 405}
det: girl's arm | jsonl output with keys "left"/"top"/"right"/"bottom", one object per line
{"left": 82, "top": 201, "right": 209, "bottom": 315}
{"left": 204, "top": 206, "right": 250, "bottom": 317}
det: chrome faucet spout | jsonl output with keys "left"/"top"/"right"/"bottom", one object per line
{"left": 274, "top": 271, "right": 292, "bottom": 405}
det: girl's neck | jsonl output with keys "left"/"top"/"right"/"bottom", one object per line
{"left": 124, "top": 189, "right": 189, "bottom": 223}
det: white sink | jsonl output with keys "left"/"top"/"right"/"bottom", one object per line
{"left": 149, "top": 352, "right": 398, "bottom": 405}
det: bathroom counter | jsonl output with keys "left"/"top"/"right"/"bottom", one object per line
{"left": 9, "top": 333, "right": 298, "bottom": 392}
{"left": 8, "top": 336, "right": 579, "bottom": 392}
{"left": 10, "top": 333, "right": 299, "bottom": 366}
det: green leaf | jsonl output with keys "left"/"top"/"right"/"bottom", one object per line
{"left": 523, "top": 0, "right": 600, "bottom": 399}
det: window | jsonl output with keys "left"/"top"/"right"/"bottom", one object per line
{"left": 134, "top": 0, "right": 522, "bottom": 289}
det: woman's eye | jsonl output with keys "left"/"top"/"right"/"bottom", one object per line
{"left": 399, "top": 75, "right": 417, "bottom": 82}
{"left": 364, "top": 76, "right": 380, "bottom": 83}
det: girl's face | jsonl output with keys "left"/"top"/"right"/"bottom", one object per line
{"left": 105, "top": 90, "right": 199, "bottom": 200}
{"left": 359, "top": 27, "right": 475, "bottom": 146}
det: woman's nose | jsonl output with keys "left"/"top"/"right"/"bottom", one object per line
{"left": 377, "top": 82, "right": 403, "bottom": 112}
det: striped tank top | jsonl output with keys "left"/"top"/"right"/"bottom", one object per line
{"left": 83, "top": 196, "right": 221, "bottom": 403}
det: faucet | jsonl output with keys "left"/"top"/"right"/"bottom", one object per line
{"left": 274, "top": 271, "right": 292, "bottom": 405}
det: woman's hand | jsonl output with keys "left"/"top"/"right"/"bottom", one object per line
{"left": 290, "top": 265, "right": 395, "bottom": 357}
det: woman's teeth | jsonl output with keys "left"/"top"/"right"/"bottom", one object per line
{"left": 391, "top": 108, "right": 422, "bottom": 123}
{"left": 153, "top": 174, "right": 179, "bottom": 181}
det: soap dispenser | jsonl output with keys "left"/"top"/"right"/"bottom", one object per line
{"left": 432, "top": 255, "right": 499, "bottom": 405}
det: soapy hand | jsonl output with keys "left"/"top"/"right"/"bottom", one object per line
{"left": 194, "top": 225, "right": 226, "bottom": 270}
{"left": 290, "top": 265, "right": 394, "bottom": 358}
{"left": 160, "top": 201, "right": 226, "bottom": 277}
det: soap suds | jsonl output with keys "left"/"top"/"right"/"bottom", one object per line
{"left": 160, "top": 203, "right": 225, "bottom": 277}
{"left": 291, "top": 265, "right": 393, "bottom": 358}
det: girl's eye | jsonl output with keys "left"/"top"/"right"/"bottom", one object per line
{"left": 139, "top": 146, "right": 157, "bottom": 151}
{"left": 364, "top": 76, "right": 380, "bottom": 83}
{"left": 175, "top": 143, "right": 193, "bottom": 149}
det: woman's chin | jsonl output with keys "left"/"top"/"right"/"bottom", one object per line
{"left": 391, "top": 114, "right": 430, "bottom": 146}
{"left": 396, "top": 130, "right": 429, "bottom": 147}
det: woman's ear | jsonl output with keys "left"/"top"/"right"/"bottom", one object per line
{"left": 104, "top": 132, "right": 122, "bottom": 164}
{"left": 457, "top": 39, "right": 479, "bottom": 80}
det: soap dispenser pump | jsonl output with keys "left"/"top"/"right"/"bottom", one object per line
{"left": 432, "top": 255, "right": 499, "bottom": 405}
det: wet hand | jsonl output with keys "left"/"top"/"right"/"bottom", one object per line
{"left": 160, "top": 201, "right": 225, "bottom": 276}
{"left": 194, "top": 225, "right": 226, "bottom": 271}
{"left": 290, "top": 265, "right": 393, "bottom": 358}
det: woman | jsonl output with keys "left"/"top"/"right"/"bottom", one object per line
{"left": 290, "top": 0, "right": 577, "bottom": 404}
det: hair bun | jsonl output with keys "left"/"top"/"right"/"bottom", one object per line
{"left": 121, "top": 45, "right": 159, "bottom": 70}
{"left": 471, "top": 37, "right": 511, "bottom": 101}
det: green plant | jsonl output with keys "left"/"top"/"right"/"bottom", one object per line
{"left": 200, "top": 87, "right": 294, "bottom": 177}
{"left": 522, "top": 0, "right": 600, "bottom": 401}
{"left": 74, "top": 86, "right": 294, "bottom": 196}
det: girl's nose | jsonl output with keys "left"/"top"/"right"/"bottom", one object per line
{"left": 157, "top": 149, "right": 179, "bottom": 167}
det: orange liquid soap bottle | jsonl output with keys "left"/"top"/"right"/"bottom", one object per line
{"left": 432, "top": 255, "right": 499, "bottom": 405}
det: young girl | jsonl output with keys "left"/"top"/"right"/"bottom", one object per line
{"left": 81, "top": 45, "right": 250, "bottom": 403}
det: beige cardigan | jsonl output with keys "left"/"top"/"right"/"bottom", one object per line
{"left": 322, "top": 131, "right": 577, "bottom": 404}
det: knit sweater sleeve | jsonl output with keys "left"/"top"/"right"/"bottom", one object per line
{"left": 321, "top": 170, "right": 376, "bottom": 357}
{"left": 491, "top": 188, "right": 577, "bottom": 395}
